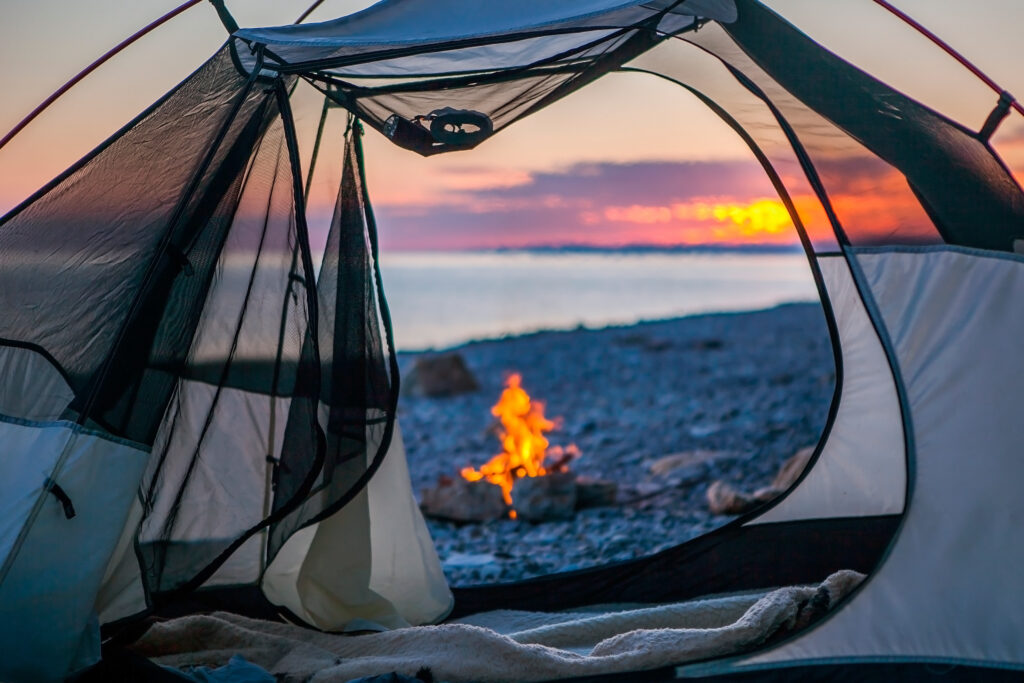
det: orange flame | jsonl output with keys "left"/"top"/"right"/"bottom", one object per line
{"left": 461, "top": 374, "right": 577, "bottom": 517}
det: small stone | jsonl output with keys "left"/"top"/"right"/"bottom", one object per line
{"left": 421, "top": 477, "right": 508, "bottom": 522}
{"left": 602, "top": 534, "right": 631, "bottom": 556}
{"left": 706, "top": 480, "right": 758, "bottom": 516}
{"left": 648, "top": 450, "right": 732, "bottom": 477}
{"left": 624, "top": 482, "right": 665, "bottom": 501}
{"left": 771, "top": 446, "right": 815, "bottom": 490}
{"left": 690, "top": 338, "right": 724, "bottom": 351}
{"left": 442, "top": 552, "right": 498, "bottom": 568}
{"left": 752, "top": 486, "right": 781, "bottom": 503}
{"left": 668, "top": 463, "right": 709, "bottom": 487}
{"left": 514, "top": 471, "right": 577, "bottom": 522}
{"left": 687, "top": 423, "right": 722, "bottom": 438}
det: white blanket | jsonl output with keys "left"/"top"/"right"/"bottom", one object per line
{"left": 135, "top": 570, "right": 863, "bottom": 683}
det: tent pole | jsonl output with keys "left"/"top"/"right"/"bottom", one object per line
{"left": 871, "top": 0, "right": 1023, "bottom": 118}
{"left": 304, "top": 96, "right": 332, "bottom": 202}
{"left": 295, "top": 0, "right": 327, "bottom": 24}
{"left": 0, "top": 0, "right": 206, "bottom": 153}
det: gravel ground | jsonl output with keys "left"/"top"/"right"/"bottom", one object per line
{"left": 397, "top": 303, "right": 835, "bottom": 586}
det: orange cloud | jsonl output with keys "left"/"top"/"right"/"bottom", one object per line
{"left": 595, "top": 197, "right": 796, "bottom": 245}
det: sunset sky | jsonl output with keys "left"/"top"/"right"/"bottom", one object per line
{"left": 3, "top": 0, "right": 1023, "bottom": 250}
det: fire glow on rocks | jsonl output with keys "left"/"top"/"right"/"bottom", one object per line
{"left": 461, "top": 373, "right": 579, "bottom": 518}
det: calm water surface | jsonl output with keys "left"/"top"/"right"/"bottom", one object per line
{"left": 378, "top": 251, "right": 817, "bottom": 350}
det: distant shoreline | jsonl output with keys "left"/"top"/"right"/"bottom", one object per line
{"left": 384, "top": 243, "right": 805, "bottom": 256}
{"left": 395, "top": 302, "right": 817, "bottom": 355}
{"left": 495, "top": 243, "right": 804, "bottom": 254}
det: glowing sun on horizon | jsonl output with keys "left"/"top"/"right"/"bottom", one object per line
{"left": 692, "top": 197, "right": 793, "bottom": 240}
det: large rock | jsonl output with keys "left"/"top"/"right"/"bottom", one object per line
{"left": 513, "top": 471, "right": 577, "bottom": 522}
{"left": 421, "top": 476, "right": 507, "bottom": 522}
{"left": 403, "top": 353, "right": 480, "bottom": 397}
{"left": 706, "top": 480, "right": 775, "bottom": 516}
{"left": 706, "top": 445, "right": 816, "bottom": 515}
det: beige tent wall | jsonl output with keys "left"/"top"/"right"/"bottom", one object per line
{"left": 750, "top": 254, "right": 905, "bottom": 524}
{"left": 727, "top": 247, "right": 1024, "bottom": 669}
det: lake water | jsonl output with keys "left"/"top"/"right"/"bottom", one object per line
{"left": 378, "top": 251, "right": 818, "bottom": 350}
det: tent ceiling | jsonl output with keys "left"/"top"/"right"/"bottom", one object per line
{"left": 233, "top": 0, "right": 736, "bottom": 76}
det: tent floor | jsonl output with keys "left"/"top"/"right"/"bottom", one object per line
{"left": 553, "top": 662, "right": 1024, "bottom": 683}
{"left": 73, "top": 647, "right": 1023, "bottom": 683}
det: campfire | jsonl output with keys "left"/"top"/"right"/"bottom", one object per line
{"left": 420, "top": 372, "right": 616, "bottom": 523}
{"left": 460, "top": 373, "right": 579, "bottom": 519}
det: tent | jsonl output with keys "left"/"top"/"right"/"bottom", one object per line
{"left": 2, "top": 0, "right": 1023, "bottom": 679}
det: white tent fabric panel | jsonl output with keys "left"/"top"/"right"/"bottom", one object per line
{"left": 750, "top": 255, "right": 905, "bottom": 524}
{"left": 0, "top": 420, "right": 71, "bottom": 564}
{"left": 96, "top": 497, "right": 148, "bottom": 625}
{"left": 734, "top": 247, "right": 1024, "bottom": 669}
{"left": 0, "top": 421, "right": 149, "bottom": 681}
{"left": 263, "top": 423, "right": 453, "bottom": 631}
{"left": 0, "top": 347, "right": 75, "bottom": 422}
{"left": 270, "top": 29, "right": 628, "bottom": 78}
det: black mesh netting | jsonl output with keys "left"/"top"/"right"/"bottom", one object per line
{"left": 138, "top": 116, "right": 398, "bottom": 593}
{"left": 318, "top": 27, "right": 660, "bottom": 156}
{"left": 0, "top": 46, "right": 397, "bottom": 598}
{"left": 266, "top": 123, "right": 398, "bottom": 565}
{"left": 298, "top": 6, "right": 705, "bottom": 157}
{"left": 0, "top": 47, "right": 271, "bottom": 438}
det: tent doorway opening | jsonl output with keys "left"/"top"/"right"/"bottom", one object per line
{"left": 324, "top": 68, "right": 841, "bottom": 585}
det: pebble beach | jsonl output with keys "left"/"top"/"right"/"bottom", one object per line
{"left": 397, "top": 302, "right": 835, "bottom": 586}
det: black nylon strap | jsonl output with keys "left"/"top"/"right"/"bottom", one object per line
{"left": 44, "top": 478, "right": 76, "bottom": 519}
{"left": 979, "top": 91, "right": 1015, "bottom": 142}
{"left": 207, "top": 0, "right": 239, "bottom": 34}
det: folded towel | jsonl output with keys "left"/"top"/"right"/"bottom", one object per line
{"left": 135, "top": 570, "right": 863, "bottom": 683}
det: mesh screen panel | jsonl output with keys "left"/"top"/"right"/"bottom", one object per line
{"left": 137, "top": 110, "right": 320, "bottom": 592}
{"left": 1, "top": 46, "right": 397, "bottom": 602}
{"left": 138, "top": 120, "right": 398, "bottom": 594}
{"left": 269, "top": 125, "right": 397, "bottom": 561}
{"left": 316, "top": 28, "right": 660, "bottom": 156}
{"left": 0, "top": 47, "right": 269, "bottom": 439}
